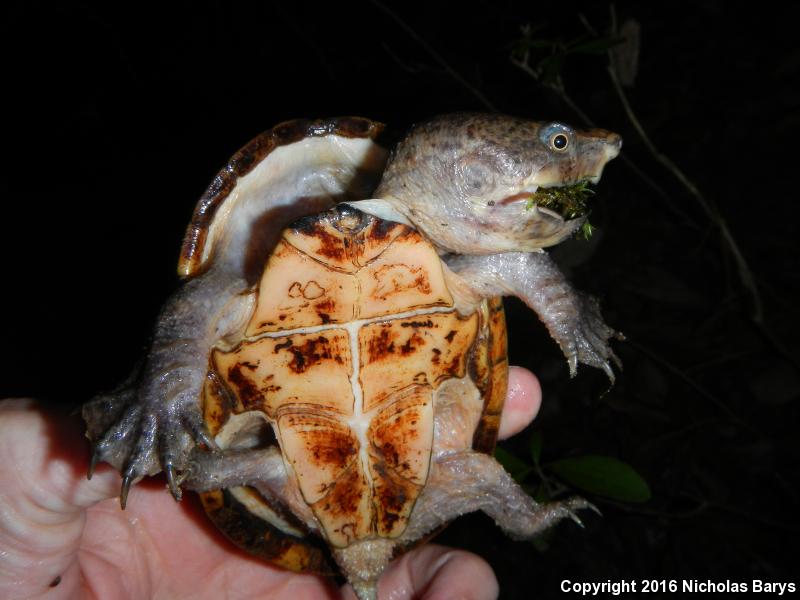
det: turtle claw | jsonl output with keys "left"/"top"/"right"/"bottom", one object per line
{"left": 586, "top": 501, "right": 603, "bottom": 517}
{"left": 165, "top": 463, "right": 185, "bottom": 501}
{"left": 601, "top": 360, "right": 616, "bottom": 384}
{"left": 567, "top": 511, "right": 585, "bottom": 528}
{"left": 87, "top": 450, "right": 99, "bottom": 480}
{"left": 547, "top": 496, "right": 597, "bottom": 532}
{"left": 83, "top": 373, "right": 213, "bottom": 507}
{"left": 557, "top": 292, "right": 621, "bottom": 383}
{"left": 183, "top": 410, "right": 219, "bottom": 451}
{"left": 120, "top": 473, "right": 134, "bottom": 509}
{"left": 567, "top": 354, "right": 578, "bottom": 378}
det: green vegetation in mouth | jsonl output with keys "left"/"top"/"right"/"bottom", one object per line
{"left": 525, "top": 181, "right": 595, "bottom": 239}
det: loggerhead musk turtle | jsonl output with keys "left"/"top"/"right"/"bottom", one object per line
{"left": 83, "top": 113, "right": 622, "bottom": 599}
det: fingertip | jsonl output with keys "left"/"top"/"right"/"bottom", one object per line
{"left": 498, "top": 366, "right": 542, "bottom": 440}
{"left": 379, "top": 544, "right": 498, "bottom": 600}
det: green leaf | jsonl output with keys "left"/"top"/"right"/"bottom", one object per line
{"left": 529, "top": 431, "right": 543, "bottom": 466}
{"left": 530, "top": 533, "right": 551, "bottom": 552}
{"left": 526, "top": 38, "right": 560, "bottom": 49}
{"left": 540, "top": 54, "right": 565, "bottom": 83}
{"left": 495, "top": 446, "right": 533, "bottom": 482}
{"left": 569, "top": 36, "right": 625, "bottom": 55}
{"left": 547, "top": 455, "right": 651, "bottom": 503}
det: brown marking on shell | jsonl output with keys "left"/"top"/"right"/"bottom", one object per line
{"left": 471, "top": 297, "right": 509, "bottom": 453}
{"left": 354, "top": 217, "right": 406, "bottom": 266}
{"left": 278, "top": 414, "right": 360, "bottom": 511}
{"left": 488, "top": 297, "right": 509, "bottom": 365}
{"left": 431, "top": 347, "right": 441, "bottom": 364}
{"left": 284, "top": 335, "right": 340, "bottom": 374}
{"left": 367, "top": 385, "right": 432, "bottom": 537}
{"left": 281, "top": 415, "right": 357, "bottom": 479}
{"left": 247, "top": 240, "right": 359, "bottom": 334}
{"left": 367, "top": 325, "right": 396, "bottom": 361}
{"left": 320, "top": 463, "right": 363, "bottom": 514}
{"left": 370, "top": 264, "right": 432, "bottom": 300}
{"left": 297, "top": 220, "right": 347, "bottom": 262}
{"left": 356, "top": 226, "right": 453, "bottom": 319}
{"left": 400, "top": 319, "right": 434, "bottom": 328}
{"left": 311, "top": 461, "right": 373, "bottom": 547}
{"left": 315, "top": 298, "right": 336, "bottom": 324}
{"left": 214, "top": 330, "right": 354, "bottom": 419}
{"left": 399, "top": 331, "right": 425, "bottom": 356}
{"left": 202, "top": 371, "right": 232, "bottom": 436}
{"left": 369, "top": 386, "right": 431, "bottom": 483}
{"left": 199, "top": 488, "right": 335, "bottom": 575}
{"left": 179, "top": 117, "right": 385, "bottom": 279}
{"left": 369, "top": 217, "right": 401, "bottom": 242}
{"left": 255, "top": 209, "right": 452, "bottom": 332}
{"left": 274, "top": 339, "right": 293, "bottom": 353}
{"left": 359, "top": 312, "right": 477, "bottom": 412}
{"left": 371, "top": 464, "right": 419, "bottom": 537}
{"left": 202, "top": 207, "right": 509, "bottom": 567}
{"left": 226, "top": 362, "right": 267, "bottom": 411}
{"left": 287, "top": 206, "right": 410, "bottom": 274}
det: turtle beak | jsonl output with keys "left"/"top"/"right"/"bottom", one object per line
{"left": 603, "top": 132, "right": 623, "bottom": 159}
{"left": 583, "top": 131, "right": 622, "bottom": 184}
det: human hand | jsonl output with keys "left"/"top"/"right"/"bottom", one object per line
{"left": 0, "top": 367, "right": 541, "bottom": 600}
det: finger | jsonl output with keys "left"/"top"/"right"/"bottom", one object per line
{"left": 0, "top": 399, "right": 125, "bottom": 598}
{"left": 352, "top": 544, "right": 498, "bottom": 600}
{"left": 498, "top": 366, "right": 541, "bottom": 440}
{"left": 0, "top": 399, "right": 122, "bottom": 512}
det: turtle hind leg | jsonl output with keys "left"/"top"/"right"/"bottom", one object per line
{"left": 81, "top": 271, "right": 253, "bottom": 506}
{"left": 332, "top": 539, "right": 395, "bottom": 600}
{"left": 399, "top": 451, "right": 596, "bottom": 545}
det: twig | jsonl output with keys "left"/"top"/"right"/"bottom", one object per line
{"left": 510, "top": 38, "right": 701, "bottom": 229}
{"left": 367, "top": 0, "right": 499, "bottom": 112}
{"left": 629, "top": 340, "right": 762, "bottom": 436}
{"left": 605, "top": 495, "right": 800, "bottom": 533}
{"left": 380, "top": 42, "right": 422, "bottom": 74}
{"left": 607, "top": 64, "right": 763, "bottom": 322}
{"left": 600, "top": 5, "right": 763, "bottom": 322}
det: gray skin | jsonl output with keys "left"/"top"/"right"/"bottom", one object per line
{"left": 83, "top": 113, "right": 621, "bottom": 600}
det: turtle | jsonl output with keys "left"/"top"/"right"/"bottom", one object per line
{"left": 83, "top": 113, "right": 622, "bottom": 600}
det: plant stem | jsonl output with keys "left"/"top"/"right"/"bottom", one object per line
{"left": 368, "top": 0, "right": 499, "bottom": 112}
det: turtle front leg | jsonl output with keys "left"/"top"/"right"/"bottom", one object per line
{"left": 445, "top": 251, "right": 622, "bottom": 380}
{"left": 82, "top": 271, "right": 251, "bottom": 507}
{"left": 400, "top": 451, "right": 594, "bottom": 546}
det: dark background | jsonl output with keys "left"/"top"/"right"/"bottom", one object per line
{"left": 2, "top": 1, "right": 798, "bottom": 597}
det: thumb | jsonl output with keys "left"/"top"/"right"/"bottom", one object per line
{"left": 342, "top": 544, "right": 499, "bottom": 600}
{"left": 0, "top": 398, "right": 121, "bottom": 597}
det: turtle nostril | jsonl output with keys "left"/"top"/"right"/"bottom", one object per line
{"left": 604, "top": 134, "right": 622, "bottom": 159}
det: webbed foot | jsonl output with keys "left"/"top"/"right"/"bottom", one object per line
{"left": 83, "top": 360, "right": 216, "bottom": 508}
{"left": 400, "top": 451, "right": 597, "bottom": 545}
{"left": 558, "top": 291, "right": 623, "bottom": 382}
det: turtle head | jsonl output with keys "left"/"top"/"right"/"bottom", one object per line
{"left": 374, "top": 113, "right": 621, "bottom": 253}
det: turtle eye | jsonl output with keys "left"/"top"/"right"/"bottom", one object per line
{"left": 540, "top": 123, "right": 574, "bottom": 153}
{"left": 550, "top": 133, "right": 569, "bottom": 151}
